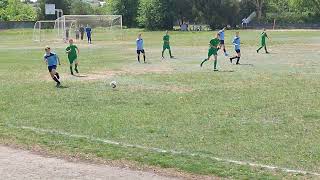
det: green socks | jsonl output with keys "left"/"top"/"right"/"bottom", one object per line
{"left": 214, "top": 59, "right": 218, "bottom": 70}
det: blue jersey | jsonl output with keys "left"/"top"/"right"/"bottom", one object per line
{"left": 232, "top": 36, "right": 240, "bottom": 50}
{"left": 218, "top": 29, "right": 225, "bottom": 40}
{"left": 44, "top": 52, "right": 59, "bottom": 66}
{"left": 136, "top": 38, "right": 144, "bottom": 50}
{"left": 86, "top": 27, "right": 92, "bottom": 36}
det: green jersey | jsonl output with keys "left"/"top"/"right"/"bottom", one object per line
{"left": 163, "top": 35, "right": 170, "bottom": 45}
{"left": 209, "top": 38, "right": 220, "bottom": 49}
{"left": 261, "top": 32, "right": 268, "bottom": 45}
{"left": 66, "top": 44, "right": 78, "bottom": 62}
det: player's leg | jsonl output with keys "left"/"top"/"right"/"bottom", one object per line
{"left": 264, "top": 45, "right": 269, "bottom": 53}
{"left": 137, "top": 50, "right": 141, "bottom": 63}
{"left": 236, "top": 50, "right": 241, "bottom": 65}
{"left": 213, "top": 54, "right": 218, "bottom": 71}
{"left": 69, "top": 59, "right": 74, "bottom": 75}
{"left": 74, "top": 60, "right": 79, "bottom": 73}
{"left": 142, "top": 50, "right": 146, "bottom": 63}
{"left": 257, "top": 45, "right": 263, "bottom": 53}
{"left": 201, "top": 49, "right": 212, "bottom": 67}
{"left": 220, "top": 41, "right": 228, "bottom": 56}
{"left": 162, "top": 46, "right": 166, "bottom": 58}
{"left": 230, "top": 50, "right": 238, "bottom": 63}
{"left": 49, "top": 67, "right": 60, "bottom": 86}
{"left": 169, "top": 47, "right": 174, "bottom": 58}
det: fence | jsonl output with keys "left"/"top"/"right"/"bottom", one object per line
{"left": 0, "top": 21, "right": 35, "bottom": 29}
{"left": 247, "top": 22, "right": 320, "bottom": 29}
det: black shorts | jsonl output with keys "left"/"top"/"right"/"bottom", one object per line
{"left": 235, "top": 49, "right": 241, "bottom": 53}
{"left": 220, "top": 40, "right": 225, "bottom": 45}
{"left": 137, "top": 49, "right": 145, "bottom": 54}
{"left": 48, "top": 65, "right": 57, "bottom": 72}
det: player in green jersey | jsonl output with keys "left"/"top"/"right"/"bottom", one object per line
{"left": 200, "top": 33, "right": 220, "bottom": 71}
{"left": 256, "top": 28, "right": 270, "bottom": 54}
{"left": 162, "top": 30, "right": 174, "bottom": 59}
{"left": 66, "top": 39, "right": 80, "bottom": 75}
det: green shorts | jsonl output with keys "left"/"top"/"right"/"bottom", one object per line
{"left": 163, "top": 44, "right": 171, "bottom": 50}
{"left": 208, "top": 48, "right": 218, "bottom": 57}
{"left": 68, "top": 56, "right": 77, "bottom": 64}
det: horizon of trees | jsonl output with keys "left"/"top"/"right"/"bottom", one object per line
{"left": 0, "top": 0, "right": 319, "bottom": 30}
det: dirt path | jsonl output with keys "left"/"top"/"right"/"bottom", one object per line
{"left": 0, "top": 145, "right": 180, "bottom": 180}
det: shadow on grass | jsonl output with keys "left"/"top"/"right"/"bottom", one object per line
{"left": 219, "top": 70, "right": 235, "bottom": 73}
{"left": 73, "top": 74, "right": 88, "bottom": 78}
{"left": 57, "top": 85, "right": 69, "bottom": 89}
{"left": 236, "top": 64, "right": 254, "bottom": 67}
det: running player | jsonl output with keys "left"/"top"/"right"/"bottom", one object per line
{"left": 200, "top": 33, "right": 220, "bottom": 71}
{"left": 43, "top": 46, "right": 61, "bottom": 87}
{"left": 256, "top": 28, "right": 270, "bottom": 54}
{"left": 218, "top": 27, "right": 229, "bottom": 56}
{"left": 230, "top": 32, "right": 241, "bottom": 65}
{"left": 66, "top": 39, "right": 80, "bottom": 75}
{"left": 136, "top": 33, "right": 146, "bottom": 63}
{"left": 162, "top": 30, "right": 174, "bottom": 59}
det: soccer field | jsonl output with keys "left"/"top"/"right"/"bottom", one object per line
{"left": 1, "top": 29, "right": 320, "bottom": 179}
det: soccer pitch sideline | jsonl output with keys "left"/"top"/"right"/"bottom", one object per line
{"left": 1, "top": 29, "right": 320, "bottom": 179}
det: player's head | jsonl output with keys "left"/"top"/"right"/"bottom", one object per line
{"left": 69, "top": 39, "right": 74, "bottom": 44}
{"left": 236, "top": 31, "right": 239, "bottom": 37}
{"left": 165, "top": 30, "right": 168, "bottom": 34}
{"left": 263, "top": 28, "right": 266, "bottom": 31}
{"left": 138, "top": 33, "right": 142, "bottom": 38}
{"left": 45, "top": 46, "right": 51, "bottom": 53}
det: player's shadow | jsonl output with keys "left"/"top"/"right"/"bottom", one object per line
{"left": 57, "top": 85, "right": 69, "bottom": 89}
{"left": 219, "top": 70, "right": 235, "bottom": 73}
{"left": 236, "top": 64, "right": 254, "bottom": 67}
{"left": 73, "top": 74, "right": 88, "bottom": 78}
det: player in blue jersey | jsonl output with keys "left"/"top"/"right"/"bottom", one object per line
{"left": 136, "top": 33, "right": 146, "bottom": 63}
{"left": 43, "top": 46, "right": 61, "bottom": 87}
{"left": 85, "top": 24, "right": 92, "bottom": 44}
{"left": 229, "top": 32, "right": 241, "bottom": 65}
{"left": 218, "top": 27, "right": 228, "bottom": 56}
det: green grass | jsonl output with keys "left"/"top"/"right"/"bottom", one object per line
{"left": 1, "top": 28, "right": 320, "bottom": 179}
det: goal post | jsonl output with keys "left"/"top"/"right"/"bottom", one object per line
{"left": 32, "top": 20, "right": 58, "bottom": 42}
{"left": 54, "top": 15, "right": 123, "bottom": 41}
{"left": 32, "top": 15, "right": 122, "bottom": 42}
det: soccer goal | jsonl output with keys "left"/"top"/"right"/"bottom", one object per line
{"left": 54, "top": 15, "right": 123, "bottom": 40}
{"left": 32, "top": 20, "right": 58, "bottom": 42}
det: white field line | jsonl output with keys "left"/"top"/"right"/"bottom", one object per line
{"left": 11, "top": 125, "right": 320, "bottom": 177}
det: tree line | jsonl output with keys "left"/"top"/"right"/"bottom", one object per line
{"left": 0, "top": 0, "right": 319, "bottom": 29}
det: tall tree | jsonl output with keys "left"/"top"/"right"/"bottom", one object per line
{"left": 193, "top": 0, "right": 240, "bottom": 29}
{"left": 175, "top": 0, "right": 193, "bottom": 25}
{"left": 108, "top": 0, "right": 139, "bottom": 27}
{"left": 138, "top": 0, "right": 175, "bottom": 30}
{"left": 0, "top": 0, "right": 37, "bottom": 21}
{"left": 70, "top": 0, "right": 94, "bottom": 15}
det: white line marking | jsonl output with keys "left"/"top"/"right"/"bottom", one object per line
{"left": 11, "top": 125, "right": 320, "bottom": 176}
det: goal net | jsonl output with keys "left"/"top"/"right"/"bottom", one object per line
{"left": 32, "top": 20, "right": 58, "bottom": 42}
{"left": 33, "top": 15, "right": 122, "bottom": 42}
{"left": 54, "top": 15, "right": 123, "bottom": 41}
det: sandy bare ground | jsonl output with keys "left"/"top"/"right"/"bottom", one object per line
{"left": 0, "top": 145, "right": 181, "bottom": 180}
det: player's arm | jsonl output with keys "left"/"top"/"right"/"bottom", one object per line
{"left": 44, "top": 57, "right": 48, "bottom": 65}
{"left": 76, "top": 46, "right": 80, "bottom": 54}
{"left": 57, "top": 55, "right": 61, "bottom": 65}
{"left": 66, "top": 47, "right": 70, "bottom": 54}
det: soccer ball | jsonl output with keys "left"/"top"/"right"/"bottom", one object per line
{"left": 110, "top": 81, "right": 117, "bottom": 88}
